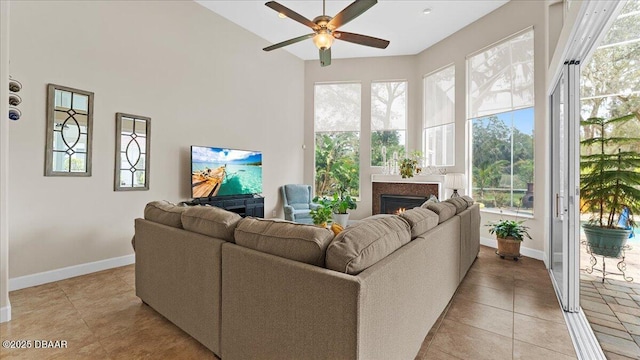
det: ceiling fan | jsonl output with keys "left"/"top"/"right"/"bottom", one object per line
{"left": 263, "top": 0, "right": 390, "bottom": 67}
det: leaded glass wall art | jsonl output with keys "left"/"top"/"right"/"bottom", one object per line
{"left": 45, "top": 84, "right": 94, "bottom": 176}
{"left": 115, "top": 113, "right": 150, "bottom": 191}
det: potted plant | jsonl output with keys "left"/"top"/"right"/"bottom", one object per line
{"left": 329, "top": 188, "right": 357, "bottom": 227}
{"left": 309, "top": 198, "right": 333, "bottom": 228}
{"left": 580, "top": 114, "right": 640, "bottom": 257}
{"left": 486, "top": 219, "right": 531, "bottom": 260}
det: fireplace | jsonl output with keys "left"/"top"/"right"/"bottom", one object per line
{"left": 380, "top": 195, "right": 428, "bottom": 214}
{"left": 372, "top": 181, "right": 438, "bottom": 215}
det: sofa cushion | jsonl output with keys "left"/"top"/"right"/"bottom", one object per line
{"left": 234, "top": 218, "right": 334, "bottom": 266}
{"left": 325, "top": 216, "right": 411, "bottom": 275}
{"left": 144, "top": 201, "right": 187, "bottom": 228}
{"left": 181, "top": 206, "right": 242, "bottom": 242}
{"left": 461, "top": 195, "right": 475, "bottom": 206}
{"left": 424, "top": 202, "right": 457, "bottom": 223}
{"left": 400, "top": 208, "right": 439, "bottom": 239}
{"left": 444, "top": 197, "right": 468, "bottom": 214}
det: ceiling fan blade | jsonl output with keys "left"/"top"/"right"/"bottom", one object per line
{"left": 327, "top": 0, "right": 377, "bottom": 30}
{"left": 319, "top": 47, "right": 331, "bottom": 67}
{"left": 333, "top": 31, "right": 389, "bottom": 49}
{"left": 263, "top": 33, "right": 315, "bottom": 51}
{"left": 265, "top": 1, "right": 318, "bottom": 30}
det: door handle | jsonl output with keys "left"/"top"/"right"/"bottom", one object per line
{"left": 556, "top": 193, "right": 560, "bottom": 218}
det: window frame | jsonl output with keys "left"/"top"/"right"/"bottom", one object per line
{"left": 370, "top": 80, "right": 408, "bottom": 167}
{"left": 313, "top": 82, "right": 362, "bottom": 198}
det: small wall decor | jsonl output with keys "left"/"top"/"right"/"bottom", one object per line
{"left": 8, "top": 77, "right": 22, "bottom": 121}
{"left": 45, "top": 84, "right": 94, "bottom": 176}
{"left": 115, "top": 113, "right": 150, "bottom": 191}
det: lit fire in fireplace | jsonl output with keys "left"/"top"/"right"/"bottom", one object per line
{"left": 395, "top": 208, "right": 406, "bottom": 215}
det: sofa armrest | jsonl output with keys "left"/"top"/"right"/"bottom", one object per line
{"left": 221, "top": 244, "right": 361, "bottom": 360}
{"left": 135, "top": 219, "right": 225, "bottom": 355}
{"left": 309, "top": 202, "right": 320, "bottom": 210}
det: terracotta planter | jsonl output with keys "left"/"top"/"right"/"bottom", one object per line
{"left": 496, "top": 237, "right": 521, "bottom": 259}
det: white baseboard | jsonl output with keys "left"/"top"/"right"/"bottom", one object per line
{"left": 9, "top": 254, "right": 135, "bottom": 291}
{"left": 0, "top": 304, "right": 11, "bottom": 323}
{"left": 480, "top": 237, "right": 545, "bottom": 261}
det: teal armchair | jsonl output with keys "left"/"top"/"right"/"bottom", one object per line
{"left": 281, "top": 184, "right": 319, "bottom": 224}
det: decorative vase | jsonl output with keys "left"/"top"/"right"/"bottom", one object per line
{"left": 496, "top": 237, "right": 521, "bottom": 259}
{"left": 332, "top": 213, "right": 350, "bottom": 228}
{"left": 582, "top": 224, "right": 630, "bottom": 258}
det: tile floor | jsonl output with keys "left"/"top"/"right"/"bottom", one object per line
{"left": 416, "top": 246, "right": 577, "bottom": 360}
{"left": 0, "top": 245, "right": 575, "bottom": 359}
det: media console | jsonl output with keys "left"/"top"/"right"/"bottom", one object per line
{"left": 185, "top": 194, "right": 264, "bottom": 218}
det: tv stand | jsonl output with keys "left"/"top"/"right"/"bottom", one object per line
{"left": 186, "top": 195, "right": 264, "bottom": 218}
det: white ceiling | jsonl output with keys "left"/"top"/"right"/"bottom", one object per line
{"left": 195, "top": 0, "right": 510, "bottom": 61}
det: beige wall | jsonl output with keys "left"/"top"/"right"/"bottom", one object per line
{"left": 304, "top": 0, "right": 550, "bottom": 254}
{"left": 1, "top": 0, "right": 11, "bottom": 321}
{"left": 417, "top": 0, "right": 548, "bottom": 253}
{"left": 8, "top": 0, "right": 304, "bottom": 278}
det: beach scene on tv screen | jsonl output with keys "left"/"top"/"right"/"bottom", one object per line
{"left": 191, "top": 146, "right": 262, "bottom": 198}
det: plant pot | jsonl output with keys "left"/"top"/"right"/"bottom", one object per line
{"left": 332, "top": 213, "right": 350, "bottom": 228}
{"left": 496, "top": 237, "right": 521, "bottom": 259}
{"left": 582, "top": 224, "right": 630, "bottom": 258}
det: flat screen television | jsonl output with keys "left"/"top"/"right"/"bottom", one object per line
{"left": 191, "top": 146, "right": 262, "bottom": 198}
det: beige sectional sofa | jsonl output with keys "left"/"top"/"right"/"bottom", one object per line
{"left": 134, "top": 197, "right": 480, "bottom": 360}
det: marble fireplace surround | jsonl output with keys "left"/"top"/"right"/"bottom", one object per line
{"left": 371, "top": 174, "right": 443, "bottom": 215}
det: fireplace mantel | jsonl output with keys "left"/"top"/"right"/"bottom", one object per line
{"left": 371, "top": 174, "right": 445, "bottom": 184}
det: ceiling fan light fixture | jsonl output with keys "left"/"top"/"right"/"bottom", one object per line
{"left": 313, "top": 30, "right": 334, "bottom": 49}
{"left": 422, "top": 8, "right": 432, "bottom": 15}
{"left": 278, "top": 12, "right": 287, "bottom": 18}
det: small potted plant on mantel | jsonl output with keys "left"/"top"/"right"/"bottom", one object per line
{"left": 486, "top": 219, "right": 532, "bottom": 261}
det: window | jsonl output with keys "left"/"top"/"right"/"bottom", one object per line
{"left": 467, "top": 29, "right": 534, "bottom": 215}
{"left": 424, "top": 65, "right": 455, "bottom": 166}
{"left": 314, "top": 83, "right": 361, "bottom": 197}
{"left": 371, "top": 81, "right": 407, "bottom": 166}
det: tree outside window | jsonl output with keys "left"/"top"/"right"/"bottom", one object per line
{"left": 371, "top": 81, "right": 407, "bottom": 166}
{"left": 468, "top": 29, "right": 535, "bottom": 214}
{"left": 314, "top": 83, "right": 361, "bottom": 197}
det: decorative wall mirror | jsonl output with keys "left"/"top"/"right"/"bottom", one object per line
{"left": 45, "top": 84, "right": 94, "bottom": 176}
{"left": 115, "top": 113, "right": 151, "bottom": 191}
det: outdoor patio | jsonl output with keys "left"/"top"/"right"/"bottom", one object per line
{"left": 580, "top": 235, "right": 640, "bottom": 359}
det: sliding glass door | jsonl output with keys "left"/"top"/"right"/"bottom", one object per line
{"left": 549, "top": 62, "right": 581, "bottom": 312}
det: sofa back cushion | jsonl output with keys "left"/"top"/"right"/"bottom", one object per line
{"left": 234, "top": 218, "right": 334, "bottom": 266}
{"left": 325, "top": 216, "right": 411, "bottom": 275}
{"left": 423, "top": 202, "right": 457, "bottom": 223}
{"left": 181, "top": 206, "right": 242, "bottom": 242}
{"left": 400, "top": 208, "right": 439, "bottom": 239}
{"left": 444, "top": 197, "right": 468, "bottom": 214}
{"left": 144, "top": 201, "right": 187, "bottom": 228}
{"left": 461, "top": 196, "right": 475, "bottom": 206}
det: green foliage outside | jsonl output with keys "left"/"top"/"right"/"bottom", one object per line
{"left": 371, "top": 130, "right": 405, "bottom": 166}
{"left": 580, "top": 0, "right": 640, "bottom": 227}
{"left": 580, "top": 114, "right": 640, "bottom": 228}
{"left": 471, "top": 112, "right": 534, "bottom": 211}
{"left": 315, "top": 132, "right": 360, "bottom": 198}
